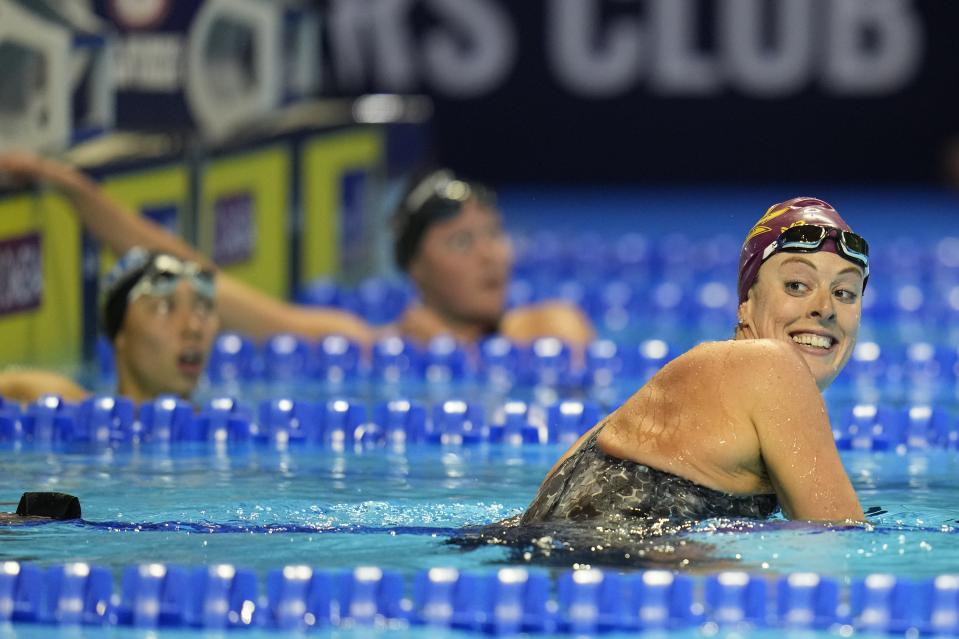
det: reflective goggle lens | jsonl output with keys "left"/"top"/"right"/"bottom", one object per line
{"left": 839, "top": 230, "right": 869, "bottom": 260}
{"left": 779, "top": 225, "right": 827, "bottom": 247}
{"left": 774, "top": 225, "right": 869, "bottom": 272}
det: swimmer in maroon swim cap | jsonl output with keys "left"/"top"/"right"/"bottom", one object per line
{"left": 734, "top": 196, "right": 869, "bottom": 390}
{"left": 517, "top": 196, "right": 868, "bottom": 541}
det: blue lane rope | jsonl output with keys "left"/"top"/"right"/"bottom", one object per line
{"left": 0, "top": 561, "right": 957, "bottom": 635}
{"left": 2, "top": 393, "right": 957, "bottom": 451}
{"left": 3, "top": 492, "right": 957, "bottom": 633}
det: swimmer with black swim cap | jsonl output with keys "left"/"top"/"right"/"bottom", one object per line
{"left": 0, "top": 249, "right": 219, "bottom": 404}
{"left": 101, "top": 249, "right": 220, "bottom": 403}
{"left": 479, "top": 197, "right": 869, "bottom": 560}
{"left": 0, "top": 152, "right": 376, "bottom": 348}
{"left": 391, "top": 169, "right": 594, "bottom": 347}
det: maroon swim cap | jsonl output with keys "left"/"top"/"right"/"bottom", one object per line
{"left": 737, "top": 197, "right": 858, "bottom": 304}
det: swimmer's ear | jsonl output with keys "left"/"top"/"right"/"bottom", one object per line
{"left": 407, "top": 253, "right": 428, "bottom": 288}
{"left": 736, "top": 300, "right": 756, "bottom": 339}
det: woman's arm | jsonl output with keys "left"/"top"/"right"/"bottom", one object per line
{"left": 744, "top": 341, "right": 864, "bottom": 522}
{"left": 216, "top": 276, "right": 374, "bottom": 342}
{"left": 0, "top": 370, "right": 89, "bottom": 405}
{"left": 0, "top": 153, "right": 213, "bottom": 268}
{"left": 0, "top": 153, "right": 375, "bottom": 345}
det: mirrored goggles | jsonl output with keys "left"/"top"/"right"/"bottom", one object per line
{"left": 127, "top": 254, "right": 216, "bottom": 304}
{"left": 761, "top": 224, "right": 870, "bottom": 278}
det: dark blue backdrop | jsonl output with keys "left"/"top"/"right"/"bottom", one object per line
{"left": 90, "top": 0, "right": 959, "bottom": 186}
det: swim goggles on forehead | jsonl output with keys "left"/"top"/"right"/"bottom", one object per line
{"left": 401, "top": 170, "right": 494, "bottom": 220}
{"left": 127, "top": 254, "right": 216, "bottom": 303}
{"left": 761, "top": 224, "right": 870, "bottom": 278}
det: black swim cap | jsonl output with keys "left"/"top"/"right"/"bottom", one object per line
{"left": 101, "top": 247, "right": 154, "bottom": 342}
{"left": 392, "top": 169, "right": 495, "bottom": 271}
{"left": 16, "top": 491, "right": 81, "bottom": 520}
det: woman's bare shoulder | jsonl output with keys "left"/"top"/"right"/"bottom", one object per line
{"left": 661, "top": 339, "right": 812, "bottom": 396}
{"left": 677, "top": 339, "right": 806, "bottom": 370}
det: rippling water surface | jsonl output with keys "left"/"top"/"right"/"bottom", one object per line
{"left": 3, "top": 444, "right": 958, "bottom": 581}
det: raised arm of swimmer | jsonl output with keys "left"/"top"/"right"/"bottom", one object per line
{"left": 0, "top": 153, "right": 374, "bottom": 346}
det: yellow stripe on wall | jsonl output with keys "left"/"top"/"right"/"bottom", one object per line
{"left": 301, "top": 128, "right": 384, "bottom": 281}
{"left": 100, "top": 164, "right": 190, "bottom": 274}
{"left": 0, "top": 193, "right": 82, "bottom": 366}
{"left": 199, "top": 145, "right": 290, "bottom": 298}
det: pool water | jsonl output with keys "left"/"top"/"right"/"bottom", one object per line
{"left": 5, "top": 189, "right": 959, "bottom": 636}
{"left": 4, "top": 443, "right": 958, "bottom": 580}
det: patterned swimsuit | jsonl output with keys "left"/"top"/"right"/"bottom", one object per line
{"left": 447, "top": 424, "right": 779, "bottom": 567}
{"left": 521, "top": 425, "right": 779, "bottom": 526}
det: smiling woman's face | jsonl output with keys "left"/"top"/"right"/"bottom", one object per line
{"left": 739, "top": 250, "right": 864, "bottom": 390}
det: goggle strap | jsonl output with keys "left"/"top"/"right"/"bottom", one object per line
{"left": 761, "top": 240, "right": 779, "bottom": 262}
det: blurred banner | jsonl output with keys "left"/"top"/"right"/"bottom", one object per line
{"left": 99, "top": 163, "right": 191, "bottom": 271}
{"left": 314, "top": 0, "right": 958, "bottom": 184}
{"left": 0, "top": 1, "right": 113, "bottom": 152}
{"left": 0, "top": 193, "right": 83, "bottom": 365}
{"left": 199, "top": 144, "right": 291, "bottom": 299}
{"left": 87, "top": 0, "right": 957, "bottom": 184}
{"left": 89, "top": 0, "right": 318, "bottom": 139}
{"left": 0, "top": 1, "right": 71, "bottom": 151}
{"left": 299, "top": 128, "right": 384, "bottom": 284}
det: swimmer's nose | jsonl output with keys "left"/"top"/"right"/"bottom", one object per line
{"left": 808, "top": 287, "right": 836, "bottom": 323}
{"left": 478, "top": 232, "right": 510, "bottom": 265}
{"left": 178, "top": 305, "right": 207, "bottom": 338}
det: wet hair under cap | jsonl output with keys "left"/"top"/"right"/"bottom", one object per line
{"left": 100, "top": 247, "right": 154, "bottom": 342}
{"left": 392, "top": 168, "right": 495, "bottom": 271}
